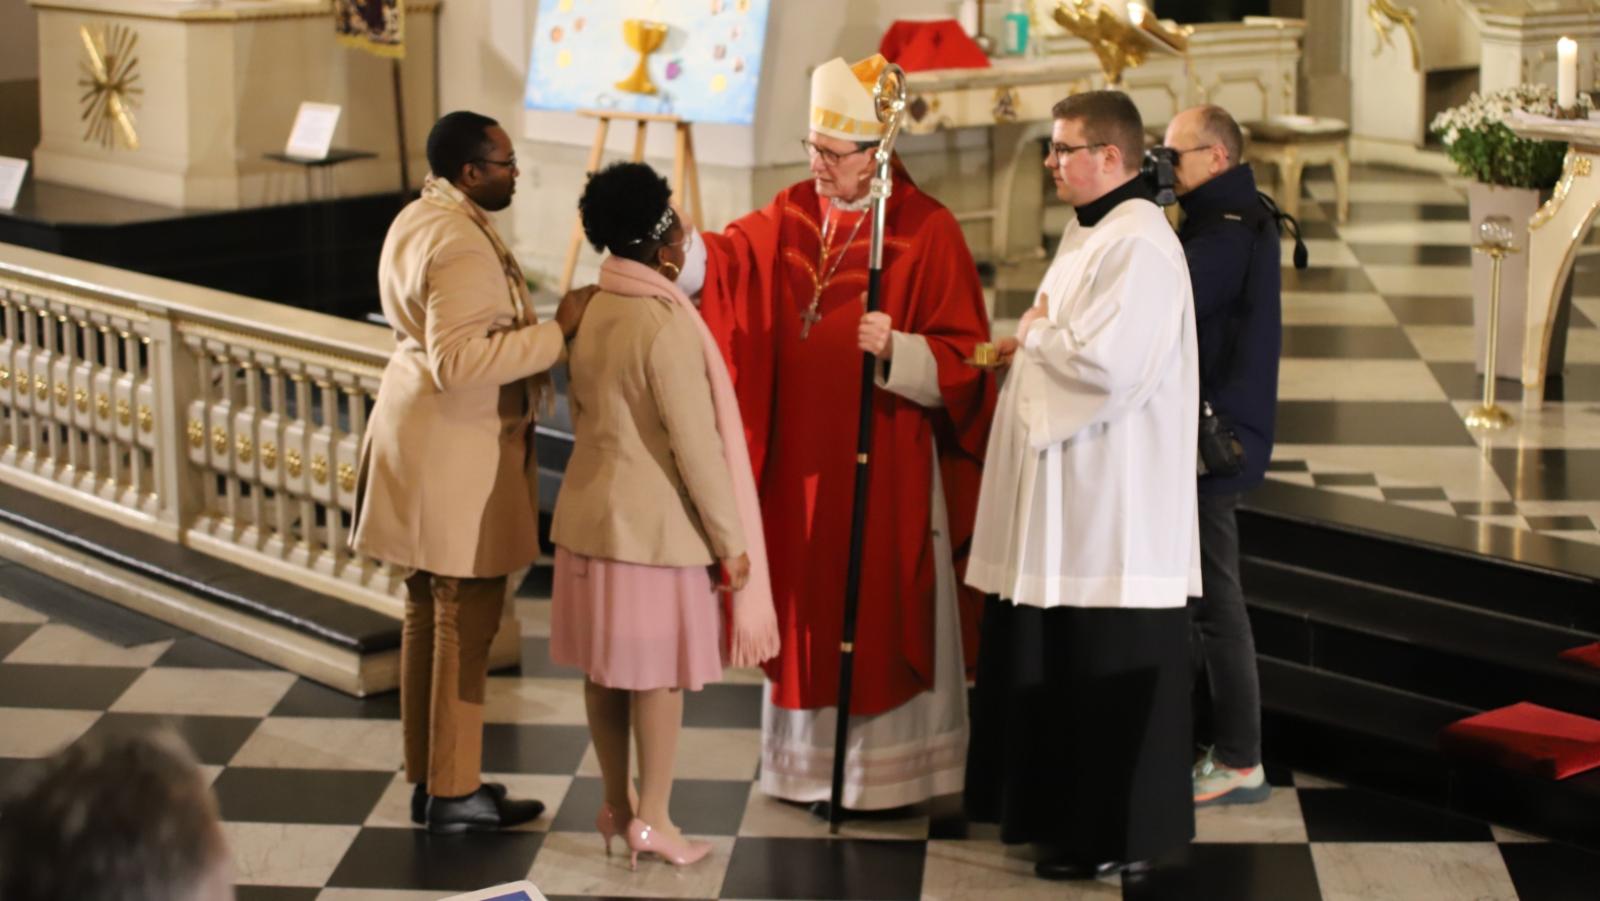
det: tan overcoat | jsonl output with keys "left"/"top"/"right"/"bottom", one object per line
{"left": 550, "top": 290, "right": 744, "bottom": 567}
{"left": 350, "top": 197, "right": 563, "bottom": 578}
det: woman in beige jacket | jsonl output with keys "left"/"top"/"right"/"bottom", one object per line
{"left": 551, "top": 162, "right": 775, "bottom": 869}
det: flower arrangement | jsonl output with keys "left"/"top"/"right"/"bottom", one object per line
{"left": 1430, "top": 84, "right": 1593, "bottom": 190}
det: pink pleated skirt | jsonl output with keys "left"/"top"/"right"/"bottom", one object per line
{"left": 549, "top": 547, "right": 724, "bottom": 691}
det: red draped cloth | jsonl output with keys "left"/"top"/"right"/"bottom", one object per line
{"left": 698, "top": 165, "right": 996, "bottom": 716}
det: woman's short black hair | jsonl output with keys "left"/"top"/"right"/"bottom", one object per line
{"left": 426, "top": 111, "right": 499, "bottom": 182}
{"left": 578, "top": 162, "right": 674, "bottom": 264}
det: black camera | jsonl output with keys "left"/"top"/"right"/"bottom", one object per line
{"left": 1142, "top": 145, "right": 1179, "bottom": 207}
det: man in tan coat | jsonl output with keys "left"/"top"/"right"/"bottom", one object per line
{"left": 352, "top": 110, "right": 592, "bottom": 834}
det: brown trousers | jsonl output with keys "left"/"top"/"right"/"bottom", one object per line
{"left": 401, "top": 571, "right": 506, "bottom": 798}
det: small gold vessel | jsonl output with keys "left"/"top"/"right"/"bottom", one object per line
{"left": 972, "top": 342, "right": 998, "bottom": 366}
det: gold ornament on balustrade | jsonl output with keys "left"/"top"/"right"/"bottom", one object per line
{"left": 1052, "top": 0, "right": 1190, "bottom": 88}
{"left": 117, "top": 399, "right": 130, "bottom": 427}
{"left": 338, "top": 462, "right": 355, "bottom": 492}
{"left": 34, "top": 377, "right": 47, "bottom": 401}
{"left": 311, "top": 454, "right": 328, "bottom": 485}
{"left": 0, "top": 369, "right": 10, "bottom": 390}
{"left": 76, "top": 388, "right": 88, "bottom": 413}
{"left": 261, "top": 440, "right": 277, "bottom": 470}
{"left": 77, "top": 22, "right": 142, "bottom": 151}
{"left": 212, "top": 425, "right": 227, "bottom": 455}
{"left": 138, "top": 405, "right": 151, "bottom": 432}
{"left": 286, "top": 448, "right": 302, "bottom": 478}
{"left": 187, "top": 419, "right": 203, "bottom": 448}
{"left": 236, "top": 434, "right": 252, "bottom": 463}
{"left": 97, "top": 395, "right": 110, "bottom": 419}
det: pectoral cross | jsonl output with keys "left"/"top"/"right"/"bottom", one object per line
{"left": 799, "top": 301, "right": 823, "bottom": 339}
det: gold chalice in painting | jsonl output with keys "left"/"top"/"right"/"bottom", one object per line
{"left": 616, "top": 19, "right": 668, "bottom": 95}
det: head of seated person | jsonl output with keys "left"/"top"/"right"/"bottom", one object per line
{"left": 578, "top": 161, "right": 687, "bottom": 279}
{"left": 1163, "top": 104, "right": 1245, "bottom": 197}
{"left": 0, "top": 727, "right": 232, "bottom": 901}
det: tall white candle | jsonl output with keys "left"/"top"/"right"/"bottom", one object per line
{"left": 1558, "top": 37, "right": 1578, "bottom": 110}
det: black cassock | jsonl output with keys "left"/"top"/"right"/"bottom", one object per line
{"left": 964, "top": 596, "right": 1194, "bottom": 864}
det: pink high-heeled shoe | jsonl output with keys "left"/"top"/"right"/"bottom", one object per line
{"left": 596, "top": 803, "right": 622, "bottom": 856}
{"left": 625, "top": 817, "right": 712, "bottom": 870}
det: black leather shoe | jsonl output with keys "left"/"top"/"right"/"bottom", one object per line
{"left": 410, "top": 782, "right": 508, "bottom": 826}
{"left": 425, "top": 785, "right": 542, "bottom": 834}
{"left": 1034, "top": 858, "right": 1152, "bottom": 881}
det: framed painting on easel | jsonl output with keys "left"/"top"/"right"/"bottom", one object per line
{"left": 523, "top": 0, "right": 772, "bottom": 126}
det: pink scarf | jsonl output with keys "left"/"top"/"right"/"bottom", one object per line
{"left": 597, "top": 256, "right": 779, "bottom": 669}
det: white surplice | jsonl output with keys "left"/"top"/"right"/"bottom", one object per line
{"left": 966, "top": 197, "right": 1202, "bottom": 610}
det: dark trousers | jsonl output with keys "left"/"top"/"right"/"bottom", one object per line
{"left": 1188, "top": 492, "right": 1262, "bottom": 769}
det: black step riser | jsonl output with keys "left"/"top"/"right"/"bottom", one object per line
{"left": 1240, "top": 511, "right": 1600, "bottom": 633}
{"left": 1250, "top": 604, "right": 1600, "bottom": 720}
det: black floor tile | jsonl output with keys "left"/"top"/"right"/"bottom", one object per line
{"left": 0, "top": 662, "right": 142, "bottom": 710}
{"left": 80, "top": 712, "right": 260, "bottom": 765}
{"left": 1297, "top": 787, "right": 1493, "bottom": 842}
{"left": 270, "top": 678, "right": 401, "bottom": 720}
{"left": 1267, "top": 459, "right": 1309, "bottom": 472}
{"left": 0, "top": 621, "right": 40, "bottom": 660}
{"left": 213, "top": 767, "right": 393, "bottom": 825}
{"left": 1343, "top": 204, "right": 1467, "bottom": 225}
{"left": 326, "top": 826, "right": 544, "bottom": 891}
{"left": 233, "top": 888, "right": 320, "bottom": 901}
{"left": 1491, "top": 448, "right": 1600, "bottom": 501}
{"left": 1350, "top": 235, "right": 1472, "bottom": 261}
{"left": 480, "top": 724, "right": 592, "bottom": 775}
{"left": 1275, "top": 401, "right": 1477, "bottom": 447}
{"left": 684, "top": 683, "right": 763, "bottom": 729}
{"left": 1123, "top": 842, "right": 1323, "bottom": 901}
{"left": 1281, "top": 267, "right": 1375, "bottom": 293}
{"left": 1499, "top": 841, "right": 1600, "bottom": 901}
{"left": 0, "top": 565, "right": 179, "bottom": 647}
{"left": 1426, "top": 363, "right": 1524, "bottom": 401}
{"left": 1312, "top": 473, "right": 1378, "bottom": 488}
{"left": 519, "top": 636, "right": 577, "bottom": 679}
{"left": 1381, "top": 486, "right": 1450, "bottom": 502}
{"left": 1527, "top": 515, "right": 1597, "bottom": 531}
{"left": 1282, "top": 326, "right": 1417, "bottom": 359}
{"left": 0, "top": 757, "right": 42, "bottom": 798}
{"left": 550, "top": 776, "right": 749, "bottom": 836}
{"left": 1386, "top": 295, "right": 1474, "bottom": 325}
{"left": 720, "top": 837, "right": 925, "bottom": 900}
{"left": 154, "top": 635, "right": 274, "bottom": 670}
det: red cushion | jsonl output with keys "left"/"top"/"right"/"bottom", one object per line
{"left": 1439, "top": 702, "right": 1600, "bottom": 780}
{"left": 1559, "top": 642, "right": 1600, "bottom": 669}
{"left": 878, "top": 19, "right": 990, "bottom": 73}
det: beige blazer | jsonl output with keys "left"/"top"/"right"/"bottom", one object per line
{"left": 551, "top": 290, "right": 744, "bottom": 567}
{"left": 350, "top": 197, "right": 563, "bottom": 578}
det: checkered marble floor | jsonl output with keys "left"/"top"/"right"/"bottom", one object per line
{"left": 2, "top": 572, "right": 1599, "bottom": 901}
{"left": 993, "top": 163, "right": 1600, "bottom": 549}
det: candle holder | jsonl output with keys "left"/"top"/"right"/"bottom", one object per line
{"left": 1466, "top": 216, "right": 1519, "bottom": 431}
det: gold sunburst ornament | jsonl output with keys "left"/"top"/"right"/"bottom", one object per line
{"left": 77, "top": 23, "right": 142, "bottom": 151}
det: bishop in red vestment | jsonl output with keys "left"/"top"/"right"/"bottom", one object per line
{"left": 677, "top": 55, "right": 995, "bottom": 809}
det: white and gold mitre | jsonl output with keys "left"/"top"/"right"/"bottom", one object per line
{"left": 809, "top": 54, "right": 888, "bottom": 142}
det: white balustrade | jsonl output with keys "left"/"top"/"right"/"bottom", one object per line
{"left": 0, "top": 245, "right": 405, "bottom": 615}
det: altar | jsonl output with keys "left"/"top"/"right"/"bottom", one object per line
{"left": 1351, "top": 0, "right": 1600, "bottom": 167}
{"left": 887, "top": 17, "right": 1303, "bottom": 262}
{"left": 29, "top": 0, "right": 439, "bottom": 209}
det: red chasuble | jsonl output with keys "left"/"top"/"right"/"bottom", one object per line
{"left": 698, "top": 164, "right": 996, "bottom": 715}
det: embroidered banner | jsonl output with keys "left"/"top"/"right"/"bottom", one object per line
{"left": 335, "top": 0, "right": 404, "bottom": 59}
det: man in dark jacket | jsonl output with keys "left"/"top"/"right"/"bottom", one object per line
{"left": 1164, "top": 104, "right": 1282, "bottom": 807}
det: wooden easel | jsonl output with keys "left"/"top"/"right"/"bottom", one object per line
{"left": 557, "top": 109, "right": 704, "bottom": 295}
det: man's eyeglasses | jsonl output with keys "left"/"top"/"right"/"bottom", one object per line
{"left": 800, "top": 139, "right": 874, "bottom": 166}
{"left": 473, "top": 157, "right": 518, "bottom": 170}
{"left": 1047, "top": 142, "right": 1106, "bottom": 161}
{"left": 1168, "top": 144, "right": 1215, "bottom": 157}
